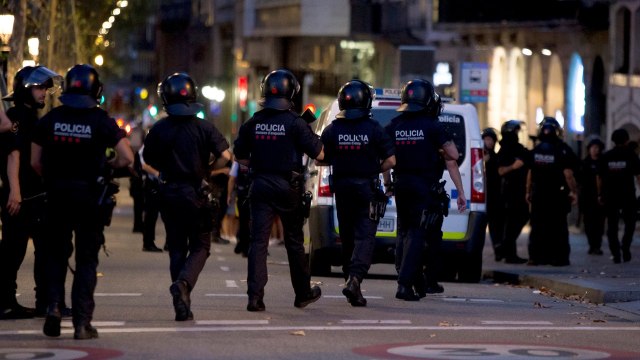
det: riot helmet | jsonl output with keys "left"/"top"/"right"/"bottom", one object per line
{"left": 157, "top": 72, "right": 203, "bottom": 116}
{"left": 538, "top": 116, "right": 563, "bottom": 141}
{"left": 59, "top": 64, "right": 103, "bottom": 109}
{"left": 611, "top": 128, "right": 630, "bottom": 146}
{"left": 500, "top": 120, "right": 522, "bottom": 144}
{"left": 259, "top": 69, "right": 300, "bottom": 110}
{"left": 2, "top": 66, "right": 62, "bottom": 108}
{"left": 335, "top": 79, "right": 374, "bottom": 119}
{"left": 396, "top": 79, "right": 442, "bottom": 117}
{"left": 481, "top": 127, "right": 498, "bottom": 142}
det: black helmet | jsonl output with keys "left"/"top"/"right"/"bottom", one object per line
{"left": 259, "top": 69, "right": 300, "bottom": 110}
{"left": 59, "top": 64, "right": 103, "bottom": 109}
{"left": 3, "top": 66, "right": 61, "bottom": 108}
{"left": 336, "top": 79, "right": 374, "bottom": 119}
{"left": 157, "top": 72, "right": 203, "bottom": 116}
{"left": 611, "top": 128, "right": 630, "bottom": 146}
{"left": 396, "top": 79, "right": 442, "bottom": 117}
{"left": 538, "top": 116, "right": 563, "bottom": 141}
{"left": 481, "top": 127, "right": 498, "bottom": 142}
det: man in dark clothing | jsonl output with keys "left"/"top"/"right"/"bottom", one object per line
{"left": 578, "top": 136, "right": 606, "bottom": 255}
{"left": 496, "top": 120, "right": 529, "bottom": 264}
{"left": 32, "top": 64, "right": 133, "bottom": 339}
{"left": 0, "top": 66, "right": 61, "bottom": 319}
{"left": 210, "top": 159, "right": 231, "bottom": 244}
{"left": 526, "top": 117, "right": 578, "bottom": 266}
{"left": 318, "top": 80, "right": 396, "bottom": 307}
{"left": 144, "top": 73, "right": 231, "bottom": 321}
{"left": 234, "top": 69, "right": 324, "bottom": 312}
{"left": 385, "top": 79, "right": 467, "bottom": 301}
{"left": 482, "top": 127, "right": 504, "bottom": 262}
{"left": 597, "top": 128, "right": 640, "bottom": 263}
{"left": 228, "top": 160, "right": 252, "bottom": 257}
{"left": 138, "top": 145, "right": 163, "bottom": 252}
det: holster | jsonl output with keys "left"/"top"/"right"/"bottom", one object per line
{"left": 369, "top": 178, "right": 388, "bottom": 222}
{"left": 97, "top": 177, "right": 120, "bottom": 227}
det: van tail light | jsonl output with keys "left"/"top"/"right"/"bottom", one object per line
{"left": 317, "top": 166, "right": 332, "bottom": 197}
{"left": 470, "top": 147, "right": 485, "bottom": 203}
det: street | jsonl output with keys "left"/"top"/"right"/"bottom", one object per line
{"left": 0, "top": 188, "right": 639, "bottom": 360}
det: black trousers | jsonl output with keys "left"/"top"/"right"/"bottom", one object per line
{"left": 142, "top": 179, "right": 161, "bottom": 247}
{"left": 528, "top": 194, "right": 570, "bottom": 265}
{"left": 44, "top": 184, "right": 99, "bottom": 327}
{"left": 235, "top": 193, "right": 251, "bottom": 255}
{"left": 159, "top": 183, "right": 211, "bottom": 289}
{"left": 334, "top": 178, "right": 377, "bottom": 281}
{"left": 0, "top": 194, "right": 46, "bottom": 310}
{"left": 500, "top": 202, "right": 529, "bottom": 259}
{"left": 605, "top": 200, "right": 636, "bottom": 258}
{"left": 247, "top": 175, "right": 310, "bottom": 301}
{"left": 582, "top": 200, "right": 605, "bottom": 251}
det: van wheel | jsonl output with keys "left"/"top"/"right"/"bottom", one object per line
{"left": 458, "top": 251, "right": 482, "bottom": 283}
{"left": 310, "top": 249, "right": 332, "bottom": 276}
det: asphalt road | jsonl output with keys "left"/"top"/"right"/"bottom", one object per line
{"left": 1, "top": 189, "right": 640, "bottom": 360}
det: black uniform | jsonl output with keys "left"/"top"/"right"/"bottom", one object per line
{"left": 143, "top": 114, "right": 229, "bottom": 291}
{"left": 598, "top": 145, "right": 640, "bottom": 262}
{"left": 385, "top": 112, "right": 449, "bottom": 290}
{"left": 578, "top": 151, "right": 605, "bottom": 254}
{"left": 320, "top": 116, "right": 394, "bottom": 282}
{"left": 234, "top": 108, "right": 322, "bottom": 306}
{"left": 140, "top": 148, "right": 163, "bottom": 251}
{"left": 231, "top": 161, "right": 252, "bottom": 256}
{"left": 496, "top": 139, "right": 530, "bottom": 262}
{"left": 528, "top": 140, "right": 577, "bottom": 266}
{"left": 0, "top": 104, "right": 48, "bottom": 316}
{"left": 483, "top": 143, "right": 504, "bottom": 261}
{"left": 33, "top": 105, "right": 126, "bottom": 329}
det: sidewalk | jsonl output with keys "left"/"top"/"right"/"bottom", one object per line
{"left": 481, "top": 225, "right": 640, "bottom": 308}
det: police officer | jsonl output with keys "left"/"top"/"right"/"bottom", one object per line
{"left": 482, "top": 127, "right": 504, "bottom": 262}
{"left": 385, "top": 79, "right": 467, "bottom": 300}
{"left": 318, "top": 80, "right": 395, "bottom": 307}
{"left": 228, "top": 159, "right": 252, "bottom": 257}
{"left": 496, "top": 120, "right": 529, "bottom": 264}
{"left": 0, "top": 66, "right": 61, "bottom": 319}
{"left": 138, "top": 145, "right": 163, "bottom": 252}
{"left": 597, "top": 128, "right": 640, "bottom": 263}
{"left": 143, "top": 73, "right": 231, "bottom": 321}
{"left": 31, "top": 64, "right": 134, "bottom": 339}
{"left": 578, "top": 136, "right": 605, "bottom": 255}
{"left": 526, "top": 117, "right": 578, "bottom": 266}
{"left": 233, "top": 69, "right": 324, "bottom": 312}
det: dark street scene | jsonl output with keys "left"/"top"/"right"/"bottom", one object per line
{"left": 0, "top": 0, "right": 639, "bottom": 359}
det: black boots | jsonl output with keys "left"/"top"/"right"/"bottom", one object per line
{"left": 395, "top": 284, "right": 420, "bottom": 301}
{"left": 247, "top": 298, "right": 266, "bottom": 312}
{"left": 342, "top": 276, "right": 367, "bottom": 307}
{"left": 294, "top": 286, "right": 322, "bottom": 308}
{"left": 170, "top": 280, "right": 192, "bottom": 321}
{"left": 43, "top": 303, "right": 62, "bottom": 337}
{"left": 74, "top": 324, "right": 99, "bottom": 340}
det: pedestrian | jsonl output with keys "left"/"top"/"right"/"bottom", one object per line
{"left": 0, "top": 66, "right": 64, "bottom": 320}
{"left": 481, "top": 127, "right": 505, "bottom": 262}
{"left": 32, "top": 64, "right": 134, "bottom": 339}
{"left": 317, "top": 79, "right": 395, "bottom": 307}
{"left": 143, "top": 72, "right": 231, "bottom": 321}
{"left": 597, "top": 128, "right": 640, "bottom": 263}
{"left": 526, "top": 117, "right": 578, "bottom": 266}
{"left": 385, "top": 79, "right": 467, "bottom": 301}
{"left": 228, "top": 159, "right": 252, "bottom": 257}
{"left": 138, "top": 145, "right": 163, "bottom": 252}
{"left": 233, "top": 68, "right": 324, "bottom": 312}
{"left": 496, "top": 120, "right": 529, "bottom": 264}
{"left": 578, "top": 136, "right": 605, "bottom": 255}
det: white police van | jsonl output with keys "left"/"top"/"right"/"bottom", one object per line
{"left": 305, "top": 88, "right": 487, "bottom": 282}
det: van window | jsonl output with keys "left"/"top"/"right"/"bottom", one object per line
{"left": 371, "top": 108, "right": 400, "bottom": 127}
{"left": 438, "top": 112, "right": 466, "bottom": 166}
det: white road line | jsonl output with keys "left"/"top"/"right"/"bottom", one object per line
{"left": 220, "top": 266, "right": 230, "bottom": 272}
{"left": 204, "top": 294, "right": 245, "bottom": 297}
{"left": 195, "top": 320, "right": 269, "bottom": 325}
{"left": 481, "top": 321, "right": 553, "bottom": 325}
{"left": 323, "top": 295, "right": 384, "bottom": 299}
{"left": 443, "top": 298, "right": 504, "bottom": 303}
{"left": 213, "top": 248, "right": 222, "bottom": 253}
{"left": 62, "top": 321, "right": 125, "bottom": 327}
{"left": 340, "top": 320, "right": 411, "bottom": 324}
{"left": 216, "top": 256, "right": 226, "bottom": 261}
{"left": 94, "top": 293, "right": 142, "bottom": 297}
{"left": 2, "top": 325, "right": 640, "bottom": 336}
{"left": 225, "top": 280, "right": 238, "bottom": 288}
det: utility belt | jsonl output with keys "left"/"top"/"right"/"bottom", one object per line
{"left": 96, "top": 175, "right": 120, "bottom": 227}
{"left": 419, "top": 180, "right": 450, "bottom": 232}
{"left": 369, "top": 178, "right": 388, "bottom": 222}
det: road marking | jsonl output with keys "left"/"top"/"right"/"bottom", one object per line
{"left": 225, "top": 280, "right": 238, "bottom": 288}
{"left": 340, "top": 320, "right": 411, "bottom": 324}
{"left": 213, "top": 248, "right": 222, "bottom": 253}
{"left": 220, "top": 266, "right": 230, "bottom": 272}
{"left": 481, "top": 321, "right": 553, "bottom": 325}
{"left": 62, "top": 321, "right": 125, "bottom": 327}
{"left": 204, "top": 293, "right": 245, "bottom": 297}
{"left": 195, "top": 320, "right": 269, "bottom": 325}
{"left": 443, "top": 298, "right": 504, "bottom": 303}
{"left": 216, "top": 256, "right": 226, "bottom": 261}
{"left": 94, "top": 293, "right": 142, "bottom": 297}
{"left": 323, "top": 295, "right": 384, "bottom": 299}
{"left": 2, "top": 325, "right": 640, "bottom": 336}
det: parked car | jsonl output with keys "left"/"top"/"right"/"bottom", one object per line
{"left": 304, "top": 89, "right": 487, "bottom": 282}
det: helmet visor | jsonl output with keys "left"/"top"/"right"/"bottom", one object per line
{"left": 23, "top": 67, "right": 63, "bottom": 94}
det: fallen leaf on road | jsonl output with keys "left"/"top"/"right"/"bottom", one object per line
{"left": 593, "top": 319, "right": 606, "bottom": 323}
{"left": 438, "top": 321, "right": 451, "bottom": 327}
{"left": 429, "top": 334, "right": 436, "bottom": 338}
{"left": 533, "top": 302, "right": 550, "bottom": 308}
{"left": 291, "top": 330, "right": 306, "bottom": 336}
